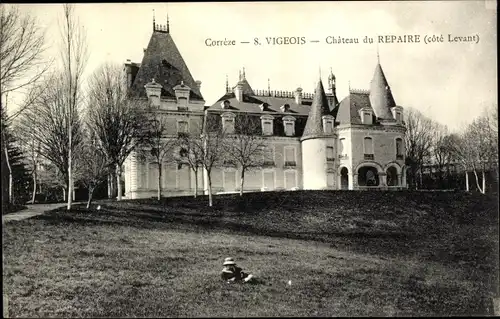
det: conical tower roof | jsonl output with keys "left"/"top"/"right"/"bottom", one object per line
{"left": 301, "top": 79, "right": 331, "bottom": 141}
{"left": 369, "top": 63, "right": 395, "bottom": 119}
{"left": 130, "top": 27, "right": 204, "bottom": 101}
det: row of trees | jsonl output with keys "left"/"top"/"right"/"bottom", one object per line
{"left": 404, "top": 106, "right": 498, "bottom": 194}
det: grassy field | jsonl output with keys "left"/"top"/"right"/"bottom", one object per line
{"left": 2, "top": 190, "right": 499, "bottom": 317}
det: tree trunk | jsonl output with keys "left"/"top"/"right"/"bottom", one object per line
{"left": 193, "top": 169, "right": 198, "bottom": 198}
{"left": 31, "top": 171, "right": 37, "bottom": 204}
{"left": 207, "top": 174, "right": 213, "bottom": 207}
{"left": 239, "top": 169, "right": 245, "bottom": 197}
{"left": 86, "top": 187, "right": 94, "bottom": 209}
{"left": 465, "top": 170, "right": 469, "bottom": 192}
{"left": 67, "top": 135, "right": 73, "bottom": 210}
{"left": 107, "top": 174, "right": 112, "bottom": 198}
{"left": 4, "top": 143, "right": 13, "bottom": 204}
{"left": 482, "top": 170, "right": 486, "bottom": 194}
{"left": 116, "top": 164, "right": 123, "bottom": 201}
{"left": 157, "top": 163, "right": 162, "bottom": 201}
{"left": 473, "top": 169, "right": 483, "bottom": 193}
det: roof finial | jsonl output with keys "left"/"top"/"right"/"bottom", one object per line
{"left": 167, "top": 12, "right": 170, "bottom": 33}
{"left": 242, "top": 67, "right": 246, "bottom": 79}
{"left": 348, "top": 80, "right": 351, "bottom": 91}
{"left": 376, "top": 41, "right": 380, "bottom": 64}
{"left": 268, "top": 78, "right": 270, "bottom": 92}
{"left": 319, "top": 66, "right": 322, "bottom": 79}
{"left": 225, "top": 74, "right": 229, "bottom": 93}
{"left": 153, "top": 9, "right": 156, "bottom": 31}
{"left": 238, "top": 70, "right": 242, "bottom": 81}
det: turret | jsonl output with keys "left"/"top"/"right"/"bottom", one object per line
{"left": 300, "top": 79, "right": 337, "bottom": 190}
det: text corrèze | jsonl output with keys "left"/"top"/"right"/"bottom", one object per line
{"left": 205, "top": 34, "right": 479, "bottom": 46}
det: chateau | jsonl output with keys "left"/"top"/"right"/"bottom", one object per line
{"left": 122, "top": 20, "right": 407, "bottom": 199}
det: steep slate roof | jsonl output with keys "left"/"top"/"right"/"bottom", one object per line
{"left": 130, "top": 29, "right": 204, "bottom": 101}
{"left": 301, "top": 80, "right": 332, "bottom": 140}
{"left": 336, "top": 91, "right": 376, "bottom": 125}
{"left": 368, "top": 63, "right": 396, "bottom": 119}
{"left": 207, "top": 92, "right": 313, "bottom": 115}
{"left": 204, "top": 111, "right": 309, "bottom": 138}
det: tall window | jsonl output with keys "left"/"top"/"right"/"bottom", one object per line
{"left": 364, "top": 137, "right": 374, "bottom": 160}
{"left": 263, "top": 147, "right": 274, "bottom": 166}
{"left": 339, "top": 138, "right": 346, "bottom": 156}
{"left": 284, "top": 147, "right": 296, "bottom": 166}
{"left": 177, "top": 121, "right": 188, "bottom": 134}
{"left": 396, "top": 112, "right": 402, "bottom": 123}
{"left": 326, "top": 146, "right": 334, "bottom": 161}
{"left": 396, "top": 138, "right": 403, "bottom": 159}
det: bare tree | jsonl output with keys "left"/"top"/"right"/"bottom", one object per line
{"left": 79, "top": 131, "right": 109, "bottom": 209}
{"left": 177, "top": 128, "right": 204, "bottom": 198}
{"left": 0, "top": 4, "right": 51, "bottom": 117}
{"left": 404, "top": 107, "right": 435, "bottom": 189}
{"left": 430, "top": 124, "right": 450, "bottom": 188}
{"left": 141, "top": 115, "right": 178, "bottom": 200}
{"left": 1, "top": 4, "right": 51, "bottom": 205}
{"left": 12, "top": 119, "right": 41, "bottom": 203}
{"left": 186, "top": 114, "right": 227, "bottom": 207}
{"left": 463, "top": 106, "right": 498, "bottom": 194}
{"left": 58, "top": 4, "right": 89, "bottom": 209}
{"left": 222, "top": 114, "right": 266, "bottom": 196}
{"left": 19, "top": 72, "right": 84, "bottom": 202}
{"left": 86, "top": 63, "right": 146, "bottom": 201}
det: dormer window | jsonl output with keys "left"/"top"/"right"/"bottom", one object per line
{"left": 220, "top": 100, "right": 230, "bottom": 109}
{"left": 391, "top": 106, "right": 404, "bottom": 124}
{"left": 359, "top": 107, "right": 373, "bottom": 125}
{"left": 221, "top": 112, "right": 236, "bottom": 134}
{"left": 260, "top": 115, "right": 274, "bottom": 136}
{"left": 322, "top": 115, "right": 334, "bottom": 134}
{"left": 282, "top": 115, "right": 296, "bottom": 137}
{"left": 280, "top": 104, "right": 290, "bottom": 112}
{"left": 260, "top": 103, "right": 270, "bottom": 112}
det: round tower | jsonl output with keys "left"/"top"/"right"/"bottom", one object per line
{"left": 300, "top": 79, "right": 337, "bottom": 190}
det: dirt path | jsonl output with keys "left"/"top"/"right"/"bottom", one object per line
{"left": 2, "top": 203, "right": 67, "bottom": 224}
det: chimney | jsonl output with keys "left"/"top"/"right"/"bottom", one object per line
{"left": 234, "top": 81, "right": 244, "bottom": 102}
{"left": 124, "top": 60, "right": 132, "bottom": 88}
{"left": 144, "top": 78, "right": 162, "bottom": 107}
{"left": 195, "top": 80, "right": 202, "bottom": 91}
{"left": 294, "top": 87, "right": 303, "bottom": 105}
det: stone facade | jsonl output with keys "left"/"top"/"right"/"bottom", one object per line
{"left": 122, "top": 23, "right": 407, "bottom": 199}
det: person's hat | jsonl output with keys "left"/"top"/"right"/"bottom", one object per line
{"left": 223, "top": 257, "right": 235, "bottom": 266}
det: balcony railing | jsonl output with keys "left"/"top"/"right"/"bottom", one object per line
{"left": 364, "top": 154, "right": 374, "bottom": 160}
{"left": 262, "top": 161, "right": 275, "bottom": 167}
{"left": 284, "top": 161, "right": 296, "bottom": 167}
{"left": 396, "top": 154, "right": 404, "bottom": 160}
{"left": 326, "top": 157, "right": 335, "bottom": 162}
{"left": 338, "top": 154, "right": 348, "bottom": 160}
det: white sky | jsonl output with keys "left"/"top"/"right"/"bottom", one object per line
{"left": 10, "top": 1, "right": 498, "bottom": 132}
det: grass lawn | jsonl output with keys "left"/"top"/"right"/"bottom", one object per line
{"left": 2, "top": 190, "right": 499, "bottom": 317}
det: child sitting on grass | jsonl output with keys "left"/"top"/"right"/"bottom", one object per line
{"left": 221, "top": 257, "right": 254, "bottom": 283}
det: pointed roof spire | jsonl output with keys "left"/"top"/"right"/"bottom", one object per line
{"left": 369, "top": 62, "right": 396, "bottom": 119}
{"left": 376, "top": 41, "right": 380, "bottom": 64}
{"left": 301, "top": 79, "right": 331, "bottom": 141}
{"left": 153, "top": 9, "right": 156, "bottom": 31}
{"left": 167, "top": 12, "right": 170, "bottom": 33}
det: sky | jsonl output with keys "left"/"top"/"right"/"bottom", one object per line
{"left": 9, "top": 1, "right": 498, "bottom": 132}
